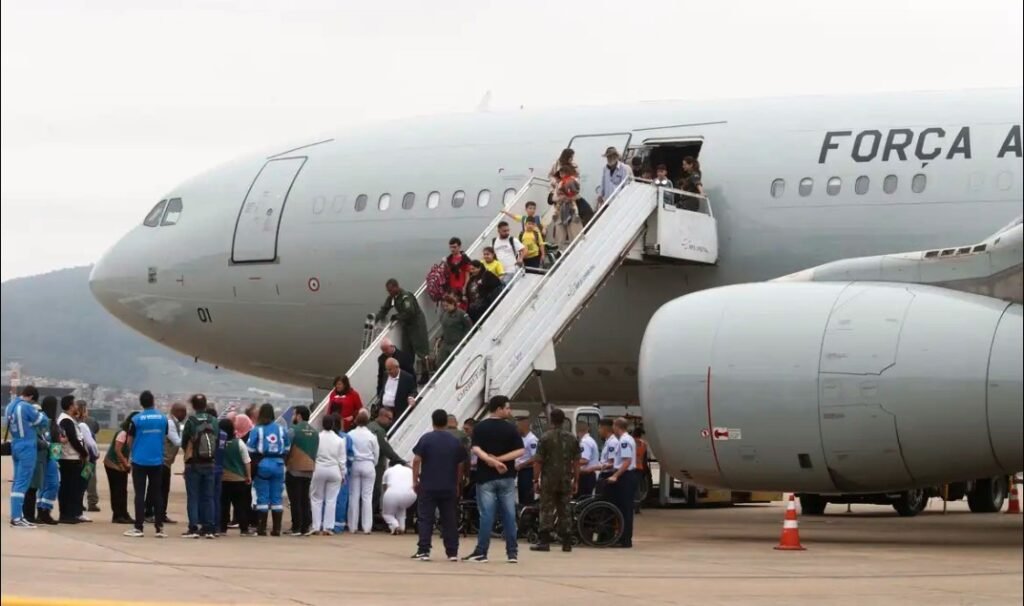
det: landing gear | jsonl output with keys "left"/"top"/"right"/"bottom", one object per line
{"left": 799, "top": 494, "right": 828, "bottom": 516}
{"left": 967, "top": 476, "right": 1007, "bottom": 513}
{"left": 892, "top": 488, "right": 928, "bottom": 517}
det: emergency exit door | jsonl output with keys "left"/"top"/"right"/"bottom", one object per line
{"left": 567, "top": 132, "right": 632, "bottom": 198}
{"left": 231, "top": 157, "right": 306, "bottom": 264}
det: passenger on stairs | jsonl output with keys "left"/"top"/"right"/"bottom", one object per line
{"left": 492, "top": 221, "right": 525, "bottom": 283}
{"left": 520, "top": 220, "right": 546, "bottom": 270}
{"left": 548, "top": 148, "right": 579, "bottom": 186}
{"left": 481, "top": 247, "right": 505, "bottom": 280}
{"left": 549, "top": 165, "right": 582, "bottom": 248}
{"left": 653, "top": 164, "right": 675, "bottom": 206}
{"left": 326, "top": 375, "right": 364, "bottom": 432}
{"left": 436, "top": 294, "right": 473, "bottom": 366}
{"left": 676, "top": 156, "right": 704, "bottom": 211}
{"left": 376, "top": 279, "right": 431, "bottom": 384}
{"left": 465, "top": 260, "right": 504, "bottom": 323}
{"left": 380, "top": 358, "right": 418, "bottom": 421}
{"left": 444, "top": 237, "right": 473, "bottom": 298}
{"left": 597, "top": 146, "right": 631, "bottom": 207}
{"left": 376, "top": 338, "right": 415, "bottom": 399}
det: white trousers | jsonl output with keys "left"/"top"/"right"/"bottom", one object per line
{"left": 310, "top": 464, "right": 343, "bottom": 532}
{"left": 381, "top": 488, "right": 417, "bottom": 532}
{"left": 348, "top": 460, "right": 376, "bottom": 533}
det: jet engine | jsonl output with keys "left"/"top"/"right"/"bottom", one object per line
{"left": 638, "top": 281, "right": 1022, "bottom": 493}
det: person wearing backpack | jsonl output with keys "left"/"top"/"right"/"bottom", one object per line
{"left": 180, "top": 394, "right": 219, "bottom": 538}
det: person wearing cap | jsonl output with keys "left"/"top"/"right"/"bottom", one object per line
{"left": 598, "top": 146, "right": 631, "bottom": 207}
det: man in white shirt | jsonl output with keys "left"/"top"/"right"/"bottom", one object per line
{"left": 492, "top": 222, "right": 525, "bottom": 283}
{"left": 606, "top": 417, "right": 638, "bottom": 548}
{"left": 597, "top": 418, "right": 618, "bottom": 483}
{"left": 346, "top": 410, "right": 380, "bottom": 534}
{"left": 514, "top": 417, "right": 539, "bottom": 505}
{"left": 381, "top": 463, "right": 416, "bottom": 534}
{"left": 575, "top": 421, "right": 601, "bottom": 498}
{"left": 381, "top": 358, "right": 417, "bottom": 420}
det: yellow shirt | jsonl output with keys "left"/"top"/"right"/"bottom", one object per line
{"left": 483, "top": 259, "right": 504, "bottom": 277}
{"left": 521, "top": 230, "right": 542, "bottom": 259}
{"left": 511, "top": 214, "right": 546, "bottom": 246}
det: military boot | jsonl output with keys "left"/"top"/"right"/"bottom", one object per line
{"left": 256, "top": 512, "right": 268, "bottom": 536}
{"left": 529, "top": 531, "right": 551, "bottom": 552}
{"left": 271, "top": 511, "right": 283, "bottom": 537}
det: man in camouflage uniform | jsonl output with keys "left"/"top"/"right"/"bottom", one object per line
{"left": 376, "top": 278, "right": 430, "bottom": 383}
{"left": 529, "top": 408, "right": 580, "bottom": 553}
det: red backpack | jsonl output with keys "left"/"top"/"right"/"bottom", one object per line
{"left": 425, "top": 262, "right": 448, "bottom": 302}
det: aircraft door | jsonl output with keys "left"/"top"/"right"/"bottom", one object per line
{"left": 231, "top": 156, "right": 307, "bottom": 264}
{"left": 566, "top": 133, "right": 632, "bottom": 199}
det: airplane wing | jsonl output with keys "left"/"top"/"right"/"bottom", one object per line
{"left": 775, "top": 216, "right": 1023, "bottom": 304}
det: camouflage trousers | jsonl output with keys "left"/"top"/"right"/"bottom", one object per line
{"left": 538, "top": 484, "right": 572, "bottom": 541}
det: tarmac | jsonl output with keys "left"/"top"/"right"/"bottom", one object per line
{"left": 1, "top": 458, "right": 1022, "bottom": 606}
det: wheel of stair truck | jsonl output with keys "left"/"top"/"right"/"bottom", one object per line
{"left": 892, "top": 488, "right": 929, "bottom": 517}
{"left": 576, "top": 499, "right": 624, "bottom": 547}
{"left": 967, "top": 476, "right": 1008, "bottom": 513}
{"left": 798, "top": 494, "right": 828, "bottom": 516}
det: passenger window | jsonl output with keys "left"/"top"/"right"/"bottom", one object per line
{"left": 855, "top": 176, "right": 870, "bottom": 195}
{"left": 452, "top": 190, "right": 466, "bottom": 208}
{"left": 402, "top": 192, "right": 415, "bottom": 210}
{"left": 161, "top": 198, "right": 183, "bottom": 225}
{"left": 798, "top": 178, "right": 813, "bottom": 197}
{"left": 826, "top": 177, "right": 841, "bottom": 196}
{"left": 426, "top": 191, "right": 440, "bottom": 209}
{"left": 770, "top": 179, "right": 785, "bottom": 198}
{"left": 911, "top": 174, "right": 927, "bottom": 194}
{"left": 502, "top": 187, "right": 517, "bottom": 205}
{"left": 378, "top": 193, "right": 391, "bottom": 211}
{"left": 143, "top": 200, "right": 167, "bottom": 227}
{"left": 477, "top": 189, "right": 491, "bottom": 208}
{"left": 354, "top": 194, "right": 368, "bottom": 212}
{"left": 883, "top": 175, "right": 898, "bottom": 194}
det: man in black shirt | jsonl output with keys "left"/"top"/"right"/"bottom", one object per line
{"left": 411, "top": 409, "right": 467, "bottom": 562}
{"left": 463, "top": 395, "right": 524, "bottom": 564}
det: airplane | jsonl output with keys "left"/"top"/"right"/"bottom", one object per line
{"left": 89, "top": 87, "right": 1023, "bottom": 511}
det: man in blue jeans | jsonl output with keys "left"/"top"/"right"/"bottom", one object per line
{"left": 180, "top": 394, "right": 218, "bottom": 538}
{"left": 463, "top": 395, "right": 524, "bottom": 563}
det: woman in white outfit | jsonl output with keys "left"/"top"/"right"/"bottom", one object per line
{"left": 310, "top": 415, "right": 347, "bottom": 535}
{"left": 346, "top": 410, "right": 379, "bottom": 534}
{"left": 381, "top": 462, "right": 416, "bottom": 535}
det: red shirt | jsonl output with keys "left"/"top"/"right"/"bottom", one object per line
{"left": 327, "top": 388, "right": 364, "bottom": 431}
{"left": 446, "top": 253, "right": 472, "bottom": 294}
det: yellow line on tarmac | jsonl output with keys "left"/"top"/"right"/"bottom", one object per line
{"left": 2, "top": 599, "right": 219, "bottom": 606}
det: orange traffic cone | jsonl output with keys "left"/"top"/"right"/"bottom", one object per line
{"left": 774, "top": 494, "right": 806, "bottom": 551}
{"left": 1006, "top": 476, "right": 1022, "bottom": 515}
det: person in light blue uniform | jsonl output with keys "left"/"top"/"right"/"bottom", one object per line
{"left": 331, "top": 414, "right": 355, "bottom": 533}
{"left": 247, "top": 403, "right": 290, "bottom": 536}
{"left": 5, "top": 386, "right": 46, "bottom": 528}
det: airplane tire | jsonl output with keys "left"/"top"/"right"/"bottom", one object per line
{"left": 892, "top": 489, "right": 928, "bottom": 517}
{"left": 967, "top": 476, "right": 1007, "bottom": 513}
{"left": 799, "top": 494, "right": 827, "bottom": 516}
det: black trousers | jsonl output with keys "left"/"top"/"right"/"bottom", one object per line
{"left": 58, "top": 459, "right": 83, "bottom": 521}
{"left": 221, "top": 481, "right": 250, "bottom": 533}
{"left": 417, "top": 491, "right": 458, "bottom": 557}
{"left": 132, "top": 464, "right": 163, "bottom": 532}
{"left": 285, "top": 472, "right": 312, "bottom": 533}
{"left": 576, "top": 473, "right": 596, "bottom": 499}
{"left": 517, "top": 467, "right": 535, "bottom": 505}
{"left": 609, "top": 470, "right": 638, "bottom": 546}
{"left": 23, "top": 488, "right": 37, "bottom": 521}
{"left": 106, "top": 465, "right": 131, "bottom": 521}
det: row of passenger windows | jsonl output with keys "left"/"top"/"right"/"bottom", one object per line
{"left": 770, "top": 174, "right": 927, "bottom": 198}
{"left": 348, "top": 188, "right": 520, "bottom": 213}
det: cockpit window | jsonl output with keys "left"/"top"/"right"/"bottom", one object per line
{"left": 161, "top": 198, "right": 183, "bottom": 226}
{"left": 143, "top": 200, "right": 167, "bottom": 227}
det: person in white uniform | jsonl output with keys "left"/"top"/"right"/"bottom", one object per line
{"left": 514, "top": 417, "right": 539, "bottom": 505}
{"left": 380, "top": 462, "right": 416, "bottom": 534}
{"left": 310, "top": 415, "right": 347, "bottom": 535}
{"left": 346, "top": 410, "right": 380, "bottom": 534}
{"left": 576, "top": 421, "right": 601, "bottom": 497}
{"left": 606, "top": 417, "right": 638, "bottom": 548}
{"left": 597, "top": 418, "right": 619, "bottom": 485}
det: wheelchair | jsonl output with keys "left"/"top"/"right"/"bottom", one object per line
{"left": 517, "top": 493, "right": 624, "bottom": 548}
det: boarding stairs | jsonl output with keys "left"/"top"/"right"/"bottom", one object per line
{"left": 307, "top": 176, "right": 717, "bottom": 459}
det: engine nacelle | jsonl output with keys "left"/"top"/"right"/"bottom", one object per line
{"left": 639, "top": 282, "right": 1022, "bottom": 493}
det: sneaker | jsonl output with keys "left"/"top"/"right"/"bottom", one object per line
{"left": 410, "top": 552, "right": 430, "bottom": 561}
{"left": 289, "top": 531, "right": 303, "bottom": 537}
{"left": 154, "top": 530, "right": 168, "bottom": 539}
{"left": 10, "top": 519, "right": 37, "bottom": 529}
{"left": 462, "top": 551, "right": 488, "bottom": 563}
{"left": 181, "top": 531, "right": 200, "bottom": 539}
{"left": 507, "top": 554, "right": 519, "bottom": 564}
{"left": 303, "top": 529, "right": 315, "bottom": 537}
{"left": 240, "top": 530, "right": 258, "bottom": 537}
{"left": 76, "top": 515, "right": 93, "bottom": 523}
{"left": 203, "top": 533, "right": 216, "bottom": 540}
{"left": 227, "top": 522, "right": 240, "bottom": 529}
{"left": 448, "top": 556, "right": 459, "bottom": 562}
{"left": 123, "top": 528, "right": 144, "bottom": 538}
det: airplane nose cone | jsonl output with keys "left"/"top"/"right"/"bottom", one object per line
{"left": 89, "top": 244, "right": 127, "bottom": 317}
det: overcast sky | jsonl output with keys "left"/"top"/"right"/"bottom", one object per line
{"left": 2, "top": 0, "right": 1021, "bottom": 281}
